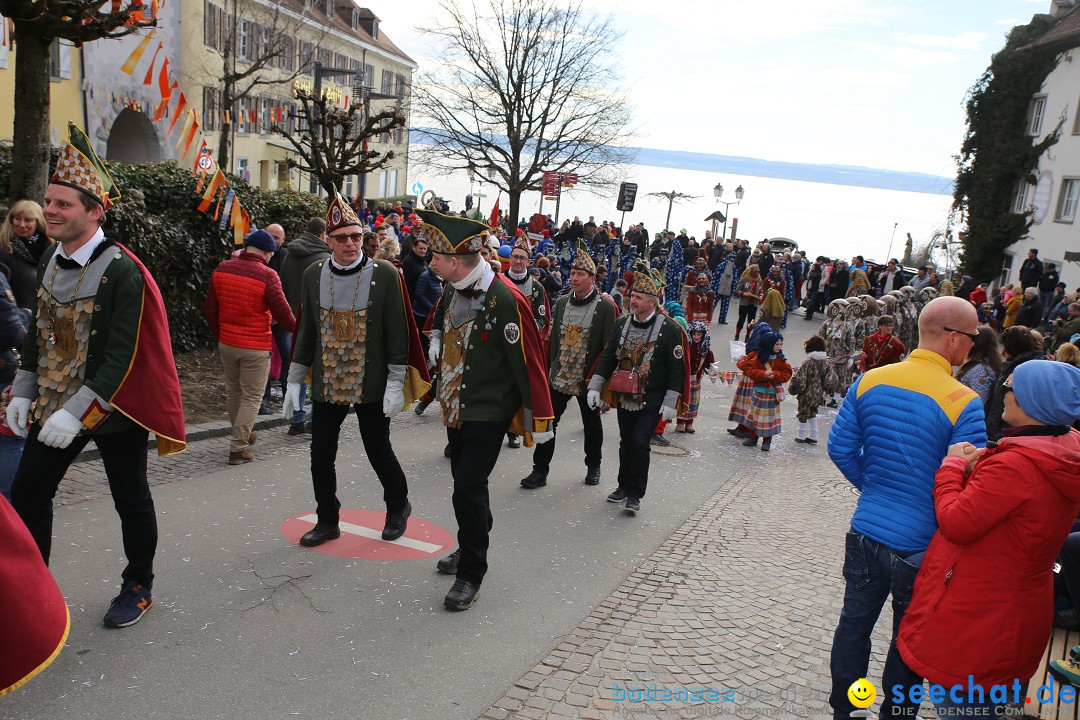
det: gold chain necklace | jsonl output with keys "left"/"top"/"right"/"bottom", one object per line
{"left": 46, "top": 251, "right": 93, "bottom": 362}
{"left": 327, "top": 259, "right": 364, "bottom": 341}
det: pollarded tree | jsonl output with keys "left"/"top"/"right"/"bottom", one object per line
{"left": 271, "top": 86, "right": 405, "bottom": 197}
{"left": 0, "top": 1, "right": 156, "bottom": 204}
{"left": 413, "top": 0, "right": 635, "bottom": 226}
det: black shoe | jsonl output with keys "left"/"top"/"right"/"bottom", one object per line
{"left": 507, "top": 434, "right": 522, "bottom": 449}
{"left": 299, "top": 524, "right": 340, "bottom": 547}
{"left": 607, "top": 488, "right": 628, "bottom": 503}
{"left": 805, "top": 438, "right": 818, "bottom": 444}
{"left": 761, "top": 438, "right": 772, "bottom": 452}
{"left": 444, "top": 578, "right": 481, "bottom": 611}
{"left": 727, "top": 427, "right": 749, "bottom": 438}
{"left": 794, "top": 437, "right": 806, "bottom": 444}
{"left": 414, "top": 399, "right": 430, "bottom": 416}
{"left": 1057, "top": 608, "right": 1080, "bottom": 631}
{"left": 436, "top": 549, "right": 461, "bottom": 575}
{"left": 717, "top": 321, "right": 728, "bottom": 325}
{"left": 287, "top": 422, "right": 306, "bottom": 436}
{"left": 650, "top": 434, "right": 670, "bottom": 447}
{"left": 443, "top": 442, "right": 452, "bottom": 458}
{"left": 584, "top": 466, "right": 601, "bottom": 486}
{"left": 826, "top": 399, "right": 838, "bottom": 408}
{"left": 381, "top": 502, "right": 411, "bottom": 541}
{"left": 742, "top": 436, "right": 758, "bottom": 447}
{"left": 520, "top": 470, "right": 547, "bottom": 489}
{"left": 625, "top": 497, "right": 640, "bottom": 514}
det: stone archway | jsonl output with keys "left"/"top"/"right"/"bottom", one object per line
{"left": 105, "top": 109, "right": 161, "bottom": 164}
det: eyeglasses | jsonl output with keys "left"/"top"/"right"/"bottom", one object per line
{"left": 329, "top": 232, "right": 363, "bottom": 244}
{"left": 944, "top": 326, "right": 979, "bottom": 342}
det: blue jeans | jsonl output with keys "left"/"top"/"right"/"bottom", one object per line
{"left": 830, "top": 530, "right": 925, "bottom": 719}
{"left": 933, "top": 692, "right": 998, "bottom": 718}
{"left": 0, "top": 431, "right": 26, "bottom": 501}
{"left": 1041, "top": 291, "right": 1055, "bottom": 321}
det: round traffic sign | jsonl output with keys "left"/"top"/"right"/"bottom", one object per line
{"left": 411, "top": 182, "right": 423, "bottom": 195}
{"left": 198, "top": 155, "right": 213, "bottom": 170}
{"left": 280, "top": 508, "right": 455, "bottom": 561}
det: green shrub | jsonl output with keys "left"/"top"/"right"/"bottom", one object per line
{"left": 0, "top": 145, "right": 325, "bottom": 352}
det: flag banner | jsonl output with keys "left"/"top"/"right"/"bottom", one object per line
{"left": 158, "top": 57, "right": 171, "bottom": 100}
{"left": 120, "top": 30, "right": 156, "bottom": 75}
{"left": 142, "top": 42, "right": 162, "bottom": 85}
{"left": 220, "top": 189, "right": 235, "bottom": 231}
{"left": 231, "top": 195, "right": 244, "bottom": 244}
{"left": 174, "top": 108, "right": 193, "bottom": 149}
{"left": 196, "top": 170, "right": 225, "bottom": 212}
{"left": 166, "top": 92, "right": 187, "bottom": 138}
{"left": 489, "top": 194, "right": 500, "bottom": 228}
{"left": 181, "top": 114, "right": 199, "bottom": 157}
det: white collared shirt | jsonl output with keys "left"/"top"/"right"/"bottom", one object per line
{"left": 58, "top": 227, "right": 105, "bottom": 267}
{"left": 329, "top": 252, "right": 366, "bottom": 271}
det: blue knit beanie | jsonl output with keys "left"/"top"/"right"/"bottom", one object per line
{"left": 244, "top": 229, "right": 276, "bottom": 253}
{"left": 1012, "top": 360, "right": 1080, "bottom": 427}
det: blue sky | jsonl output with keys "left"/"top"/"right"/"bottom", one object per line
{"left": 375, "top": 0, "right": 1053, "bottom": 177}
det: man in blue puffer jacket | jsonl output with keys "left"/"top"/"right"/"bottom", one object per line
{"left": 827, "top": 296, "right": 987, "bottom": 719}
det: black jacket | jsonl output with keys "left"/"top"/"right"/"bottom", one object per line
{"left": 279, "top": 232, "right": 331, "bottom": 316}
{"left": 0, "top": 234, "right": 49, "bottom": 310}
{"left": 986, "top": 351, "right": 1043, "bottom": 441}
{"left": 0, "top": 272, "right": 28, "bottom": 384}
{"left": 1015, "top": 297, "right": 1043, "bottom": 329}
{"left": 401, "top": 250, "right": 428, "bottom": 298}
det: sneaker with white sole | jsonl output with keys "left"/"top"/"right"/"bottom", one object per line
{"left": 103, "top": 580, "right": 153, "bottom": 628}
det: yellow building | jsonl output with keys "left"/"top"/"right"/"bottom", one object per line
{"left": 81, "top": 1, "right": 415, "bottom": 200}
{"left": 0, "top": 19, "right": 85, "bottom": 154}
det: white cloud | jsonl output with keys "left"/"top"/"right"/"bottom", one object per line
{"left": 893, "top": 31, "right": 988, "bottom": 50}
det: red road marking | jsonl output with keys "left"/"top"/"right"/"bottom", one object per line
{"left": 280, "top": 508, "right": 455, "bottom": 561}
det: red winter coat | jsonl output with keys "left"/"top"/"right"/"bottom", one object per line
{"left": 205, "top": 251, "right": 295, "bottom": 350}
{"left": 898, "top": 429, "right": 1080, "bottom": 687}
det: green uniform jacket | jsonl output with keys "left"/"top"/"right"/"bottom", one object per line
{"left": 548, "top": 291, "right": 617, "bottom": 388}
{"left": 504, "top": 270, "right": 550, "bottom": 340}
{"left": 14, "top": 241, "right": 142, "bottom": 434}
{"left": 589, "top": 314, "right": 687, "bottom": 409}
{"left": 433, "top": 274, "right": 553, "bottom": 433}
{"left": 290, "top": 258, "right": 409, "bottom": 403}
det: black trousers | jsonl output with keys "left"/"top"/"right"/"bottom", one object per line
{"left": 616, "top": 406, "right": 661, "bottom": 500}
{"left": 447, "top": 420, "right": 508, "bottom": 585}
{"left": 310, "top": 400, "right": 409, "bottom": 527}
{"left": 736, "top": 304, "right": 756, "bottom": 331}
{"left": 11, "top": 424, "right": 156, "bottom": 586}
{"left": 532, "top": 388, "right": 603, "bottom": 474}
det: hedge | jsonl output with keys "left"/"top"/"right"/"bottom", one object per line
{"left": 0, "top": 145, "right": 326, "bottom": 352}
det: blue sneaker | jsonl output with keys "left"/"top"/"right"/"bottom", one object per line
{"left": 103, "top": 580, "right": 153, "bottom": 628}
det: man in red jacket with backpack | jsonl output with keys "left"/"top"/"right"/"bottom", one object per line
{"left": 205, "top": 230, "right": 295, "bottom": 465}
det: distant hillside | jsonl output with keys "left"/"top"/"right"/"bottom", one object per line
{"left": 630, "top": 147, "right": 954, "bottom": 196}
{"left": 411, "top": 130, "right": 955, "bottom": 196}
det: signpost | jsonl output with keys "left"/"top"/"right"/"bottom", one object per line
{"left": 538, "top": 170, "right": 578, "bottom": 223}
{"left": 616, "top": 182, "right": 638, "bottom": 232}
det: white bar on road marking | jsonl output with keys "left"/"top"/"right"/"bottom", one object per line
{"left": 297, "top": 514, "right": 443, "bottom": 554}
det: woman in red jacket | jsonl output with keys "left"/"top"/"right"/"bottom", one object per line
{"left": 896, "top": 360, "right": 1080, "bottom": 717}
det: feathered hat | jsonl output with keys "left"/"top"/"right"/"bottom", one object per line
{"left": 571, "top": 240, "right": 596, "bottom": 274}
{"left": 631, "top": 259, "right": 663, "bottom": 296}
{"left": 51, "top": 123, "right": 120, "bottom": 210}
{"left": 414, "top": 209, "right": 491, "bottom": 255}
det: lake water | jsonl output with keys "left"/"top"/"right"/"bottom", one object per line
{"left": 406, "top": 160, "right": 956, "bottom": 265}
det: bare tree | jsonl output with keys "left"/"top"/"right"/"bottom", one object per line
{"left": 413, "top": 0, "right": 635, "bottom": 226}
{"left": 201, "top": 0, "right": 324, "bottom": 172}
{"left": 271, "top": 87, "right": 405, "bottom": 197}
{"left": 0, "top": 1, "right": 156, "bottom": 203}
{"left": 646, "top": 191, "right": 696, "bottom": 232}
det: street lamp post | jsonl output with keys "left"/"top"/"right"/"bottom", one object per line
{"left": 713, "top": 183, "right": 745, "bottom": 243}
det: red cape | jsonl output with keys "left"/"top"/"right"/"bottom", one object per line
{"left": 0, "top": 496, "right": 69, "bottom": 697}
{"left": 396, "top": 275, "right": 432, "bottom": 404}
{"left": 495, "top": 273, "right": 554, "bottom": 444}
{"left": 110, "top": 244, "right": 186, "bottom": 456}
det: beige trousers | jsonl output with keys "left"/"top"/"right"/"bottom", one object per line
{"left": 219, "top": 343, "right": 270, "bottom": 453}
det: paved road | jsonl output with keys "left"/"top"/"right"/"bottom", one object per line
{"left": 5, "top": 315, "right": 899, "bottom": 720}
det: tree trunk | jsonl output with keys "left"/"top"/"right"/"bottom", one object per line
{"left": 508, "top": 190, "right": 521, "bottom": 235}
{"left": 9, "top": 31, "right": 53, "bottom": 204}
{"left": 218, "top": 123, "right": 232, "bottom": 174}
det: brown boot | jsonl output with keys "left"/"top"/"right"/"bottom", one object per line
{"left": 248, "top": 431, "right": 257, "bottom": 446}
{"left": 229, "top": 450, "right": 255, "bottom": 465}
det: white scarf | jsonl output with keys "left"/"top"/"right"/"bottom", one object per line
{"left": 451, "top": 257, "right": 491, "bottom": 291}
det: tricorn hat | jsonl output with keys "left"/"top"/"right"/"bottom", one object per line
{"left": 631, "top": 259, "right": 663, "bottom": 297}
{"left": 414, "top": 209, "right": 490, "bottom": 255}
{"left": 51, "top": 122, "right": 120, "bottom": 210}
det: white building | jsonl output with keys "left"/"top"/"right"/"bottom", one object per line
{"left": 1008, "top": 0, "right": 1080, "bottom": 291}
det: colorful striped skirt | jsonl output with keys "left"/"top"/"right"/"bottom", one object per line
{"left": 727, "top": 374, "right": 755, "bottom": 426}
{"left": 746, "top": 388, "right": 783, "bottom": 437}
{"left": 680, "top": 378, "right": 702, "bottom": 421}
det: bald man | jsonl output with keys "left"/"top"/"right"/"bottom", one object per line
{"left": 826, "top": 296, "right": 987, "bottom": 720}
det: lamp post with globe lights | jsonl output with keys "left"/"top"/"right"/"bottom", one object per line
{"left": 713, "top": 183, "right": 744, "bottom": 242}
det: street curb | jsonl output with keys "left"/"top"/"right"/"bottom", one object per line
{"left": 72, "top": 415, "right": 291, "bottom": 464}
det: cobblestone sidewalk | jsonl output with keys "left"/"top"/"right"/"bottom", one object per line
{"left": 479, "top": 442, "right": 895, "bottom": 720}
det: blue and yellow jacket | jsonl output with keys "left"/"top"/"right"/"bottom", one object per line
{"left": 827, "top": 349, "right": 987, "bottom": 552}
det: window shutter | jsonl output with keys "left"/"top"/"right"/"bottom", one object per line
{"left": 59, "top": 40, "right": 72, "bottom": 79}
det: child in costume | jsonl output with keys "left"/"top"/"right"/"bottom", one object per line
{"left": 728, "top": 323, "right": 792, "bottom": 451}
{"left": 676, "top": 321, "right": 716, "bottom": 433}
{"left": 788, "top": 335, "right": 841, "bottom": 444}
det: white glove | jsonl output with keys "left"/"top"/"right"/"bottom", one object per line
{"left": 282, "top": 382, "right": 302, "bottom": 420}
{"left": 428, "top": 331, "right": 441, "bottom": 368}
{"left": 659, "top": 405, "right": 677, "bottom": 422}
{"left": 6, "top": 397, "right": 30, "bottom": 437}
{"left": 383, "top": 381, "right": 404, "bottom": 417}
{"left": 38, "top": 408, "right": 83, "bottom": 449}
{"left": 532, "top": 430, "right": 555, "bottom": 444}
{"left": 587, "top": 390, "right": 602, "bottom": 410}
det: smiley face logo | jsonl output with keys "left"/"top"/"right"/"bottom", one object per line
{"left": 847, "top": 678, "right": 876, "bottom": 709}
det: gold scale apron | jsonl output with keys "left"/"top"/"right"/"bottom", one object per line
{"left": 438, "top": 291, "right": 481, "bottom": 429}
{"left": 550, "top": 295, "right": 600, "bottom": 396}
{"left": 315, "top": 266, "right": 369, "bottom": 404}
{"left": 33, "top": 291, "right": 95, "bottom": 425}
{"left": 613, "top": 316, "right": 663, "bottom": 411}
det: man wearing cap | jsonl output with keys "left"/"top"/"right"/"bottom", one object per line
{"left": 521, "top": 240, "right": 616, "bottom": 490}
{"left": 284, "top": 196, "right": 430, "bottom": 547}
{"left": 504, "top": 235, "right": 551, "bottom": 448}
{"left": 8, "top": 123, "right": 186, "bottom": 629}
{"left": 586, "top": 261, "right": 690, "bottom": 514}
{"left": 205, "top": 229, "right": 296, "bottom": 465}
{"left": 420, "top": 209, "right": 554, "bottom": 610}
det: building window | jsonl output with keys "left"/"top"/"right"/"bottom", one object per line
{"left": 326, "top": 0, "right": 334, "bottom": 17}
{"left": 393, "top": 126, "right": 404, "bottom": 145}
{"left": 1011, "top": 179, "right": 1031, "bottom": 214}
{"left": 364, "top": 64, "right": 374, "bottom": 89}
{"left": 280, "top": 37, "right": 295, "bottom": 72}
{"left": 351, "top": 10, "right": 359, "bottom": 29}
{"left": 204, "top": 1, "right": 219, "bottom": 48}
{"left": 378, "top": 169, "right": 387, "bottom": 198}
{"left": 1073, "top": 96, "right": 1080, "bottom": 135}
{"left": 49, "top": 40, "right": 61, "bottom": 80}
{"left": 236, "top": 157, "right": 249, "bottom": 181}
{"left": 260, "top": 96, "right": 272, "bottom": 135}
{"left": 238, "top": 20, "right": 252, "bottom": 61}
{"left": 381, "top": 69, "right": 393, "bottom": 95}
{"left": 371, "top": 21, "right": 378, "bottom": 40}
{"left": 236, "top": 97, "right": 249, "bottom": 134}
{"left": 1028, "top": 94, "right": 1047, "bottom": 136}
{"left": 203, "top": 87, "right": 219, "bottom": 132}
{"left": 345, "top": 174, "right": 354, "bottom": 198}
{"left": 1055, "top": 177, "right": 1079, "bottom": 222}
{"left": 389, "top": 169, "right": 398, "bottom": 196}
{"left": 300, "top": 41, "right": 314, "bottom": 75}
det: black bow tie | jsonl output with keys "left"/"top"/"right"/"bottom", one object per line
{"left": 54, "top": 255, "right": 82, "bottom": 270}
{"left": 457, "top": 287, "right": 483, "bottom": 300}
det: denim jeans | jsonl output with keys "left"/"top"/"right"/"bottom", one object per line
{"left": 0, "top": 431, "right": 26, "bottom": 501}
{"left": 830, "top": 530, "right": 925, "bottom": 720}
{"left": 1040, "top": 291, "right": 1054, "bottom": 321}
{"left": 933, "top": 691, "right": 998, "bottom": 718}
